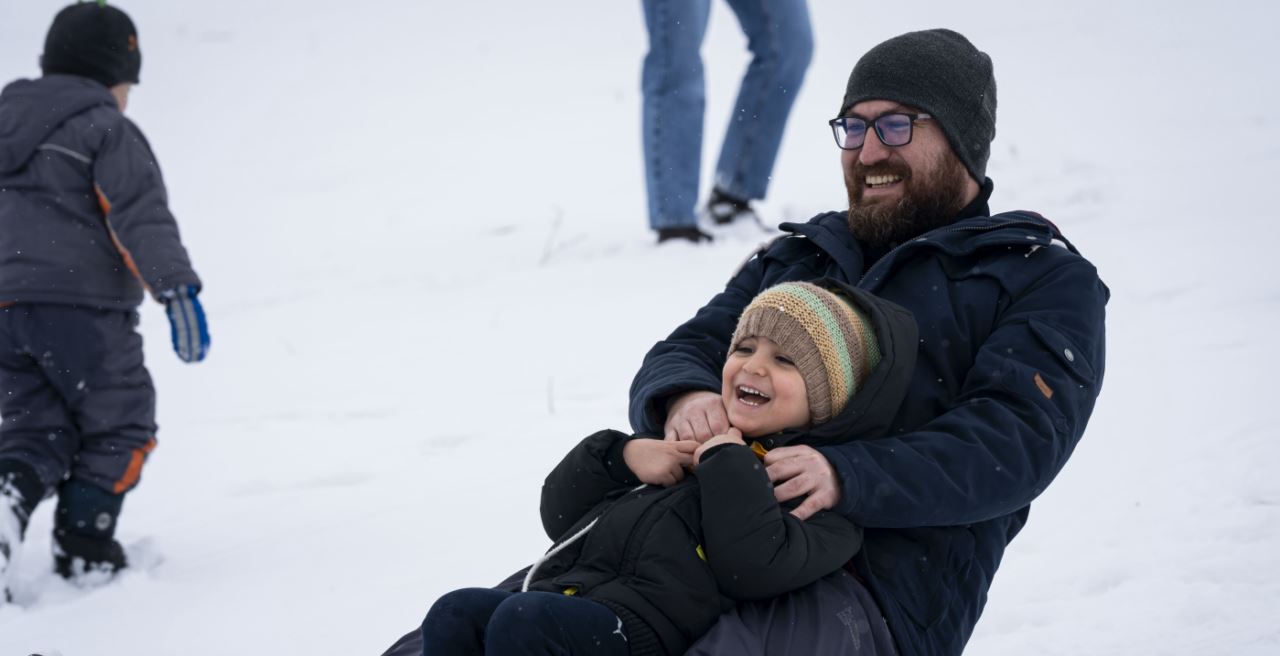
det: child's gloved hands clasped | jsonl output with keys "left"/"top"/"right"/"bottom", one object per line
{"left": 160, "top": 285, "right": 210, "bottom": 363}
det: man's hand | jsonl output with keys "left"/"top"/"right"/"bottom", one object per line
{"left": 693, "top": 428, "right": 744, "bottom": 466}
{"left": 664, "top": 391, "right": 730, "bottom": 443}
{"left": 624, "top": 438, "right": 699, "bottom": 486}
{"left": 764, "top": 445, "right": 841, "bottom": 520}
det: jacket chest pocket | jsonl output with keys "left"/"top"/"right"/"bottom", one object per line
{"left": 1019, "top": 318, "right": 1098, "bottom": 433}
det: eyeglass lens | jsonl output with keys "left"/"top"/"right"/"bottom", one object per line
{"left": 835, "top": 114, "right": 916, "bottom": 149}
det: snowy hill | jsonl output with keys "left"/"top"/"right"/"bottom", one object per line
{"left": 1, "top": 0, "right": 1278, "bottom": 653}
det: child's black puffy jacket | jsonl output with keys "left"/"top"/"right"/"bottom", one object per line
{"left": 523, "top": 283, "right": 919, "bottom": 656}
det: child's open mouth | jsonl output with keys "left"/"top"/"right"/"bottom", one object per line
{"left": 736, "top": 385, "right": 771, "bottom": 406}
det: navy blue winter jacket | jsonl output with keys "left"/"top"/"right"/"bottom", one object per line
{"left": 629, "top": 189, "right": 1108, "bottom": 656}
{"left": 0, "top": 75, "right": 200, "bottom": 309}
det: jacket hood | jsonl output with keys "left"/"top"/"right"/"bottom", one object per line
{"left": 0, "top": 75, "right": 116, "bottom": 173}
{"left": 756, "top": 279, "right": 919, "bottom": 450}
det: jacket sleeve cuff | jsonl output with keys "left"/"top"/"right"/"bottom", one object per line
{"left": 818, "top": 444, "right": 863, "bottom": 519}
{"left": 604, "top": 434, "right": 643, "bottom": 486}
{"left": 697, "top": 442, "right": 739, "bottom": 464}
{"left": 638, "top": 382, "right": 721, "bottom": 435}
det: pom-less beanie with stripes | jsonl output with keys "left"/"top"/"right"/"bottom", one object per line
{"left": 730, "top": 282, "right": 881, "bottom": 426}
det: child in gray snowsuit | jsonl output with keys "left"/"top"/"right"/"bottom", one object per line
{"left": 0, "top": 2, "right": 209, "bottom": 598}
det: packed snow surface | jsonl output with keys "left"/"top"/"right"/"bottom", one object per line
{"left": 2, "top": 1, "right": 1278, "bottom": 653}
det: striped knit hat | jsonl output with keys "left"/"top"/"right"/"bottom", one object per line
{"left": 730, "top": 282, "right": 881, "bottom": 426}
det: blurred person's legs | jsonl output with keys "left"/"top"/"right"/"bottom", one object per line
{"left": 710, "top": 0, "right": 813, "bottom": 222}
{"left": 642, "top": 0, "right": 712, "bottom": 235}
{"left": 0, "top": 459, "right": 41, "bottom": 599}
{"left": 0, "top": 305, "right": 155, "bottom": 580}
{"left": 1, "top": 305, "right": 64, "bottom": 589}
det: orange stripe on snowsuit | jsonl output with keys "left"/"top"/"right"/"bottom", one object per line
{"left": 94, "top": 184, "right": 151, "bottom": 296}
{"left": 113, "top": 436, "right": 157, "bottom": 494}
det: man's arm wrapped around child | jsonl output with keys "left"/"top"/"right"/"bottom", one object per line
{"left": 697, "top": 442, "right": 862, "bottom": 601}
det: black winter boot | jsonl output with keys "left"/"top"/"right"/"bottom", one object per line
{"left": 1, "top": 460, "right": 44, "bottom": 602}
{"left": 53, "top": 531, "right": 127, "bottom": 579}
{"left": 706, "top": 187, "right": 760, "bottom": 226}
{"left": 53, "top": 479, "right": 128, "bottom": 581}
{"left": 656, "top": 226, "right": 713, "bottom": 244}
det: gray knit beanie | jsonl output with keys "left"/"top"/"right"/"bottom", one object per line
{"left": 839, "top": 29, "right": 997, "bottom": 183}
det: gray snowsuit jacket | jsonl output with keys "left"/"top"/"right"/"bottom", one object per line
{"left": 0, "top": 74, "right": 200, "bottom": 309}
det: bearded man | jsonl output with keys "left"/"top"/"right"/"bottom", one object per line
{"left": 628, "top": 29, "right": 1109, "bottom": 656}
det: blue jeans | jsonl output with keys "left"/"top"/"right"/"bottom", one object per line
{"left": 420, "top": 588, "right": 630, "bottom": 655}
{"left": 641, "top": 0, "right": 813, "bottom": 229}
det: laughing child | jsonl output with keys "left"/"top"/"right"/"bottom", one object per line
{"left": 418, "top": 280, "right": 916, "bottom": 656}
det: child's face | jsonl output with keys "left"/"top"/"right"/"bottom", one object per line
{"left": 721, "top": 336, "right": 811, "bottom": 438}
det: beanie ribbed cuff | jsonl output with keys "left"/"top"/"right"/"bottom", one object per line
{"left": 731, "top": 282, "right": 880, "bottom": 425}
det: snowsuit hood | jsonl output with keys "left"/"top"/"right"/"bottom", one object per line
{"left": 0, "top": 75, "right": 115, "bottom": 174}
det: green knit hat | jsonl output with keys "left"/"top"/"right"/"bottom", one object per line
{"left": 730, "top": 282, "right": 881, "bottom": 426}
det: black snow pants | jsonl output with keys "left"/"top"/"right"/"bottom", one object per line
{"left": 382, "top": 568, "right": 898, "bottom": 656}
{"left": 0, "top": 304, "right": 157, "bottom": 496}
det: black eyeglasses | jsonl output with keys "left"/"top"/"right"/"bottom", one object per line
{"left": 828, "top": 113, "right": 932, "bottom": 150}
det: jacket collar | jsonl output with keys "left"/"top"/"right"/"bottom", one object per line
{"left": 776, "top": 177, "right": 994, "bottom": 274}
{"left": 779, "top": 182, "right": 1078, "bottom": 290}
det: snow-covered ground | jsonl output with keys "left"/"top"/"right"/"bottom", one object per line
{"left": 2, "top": 0, "right": 1278, "bottom": 653}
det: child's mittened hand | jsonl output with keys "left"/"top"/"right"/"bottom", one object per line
{"left": 624, "top": 439, "right": 699, "bottom": 487}
{"left": 693, "top": 428, "right": 745, "bottom": 466}
{"left": 161, "top": 285, "right": 210, "bottom": 363}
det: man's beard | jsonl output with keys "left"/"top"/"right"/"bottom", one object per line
{"left": 845, "top": 151, "right": 971, "bottom": 247}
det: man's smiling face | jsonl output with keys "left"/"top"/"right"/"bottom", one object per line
{"left": 841, "top": 99, "right": 976, "bottom": 246}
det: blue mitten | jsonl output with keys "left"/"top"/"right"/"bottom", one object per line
{"left": 161, "top": 285, "right": 210, "bottom": 363}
